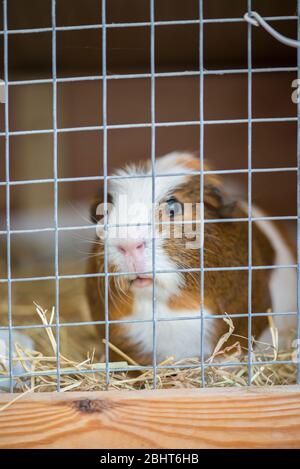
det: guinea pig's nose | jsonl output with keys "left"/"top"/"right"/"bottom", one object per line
{"left": 117, "top": 241, "right": 145, "bottom": 256}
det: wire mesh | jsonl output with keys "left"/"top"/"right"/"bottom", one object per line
{"left": 0, "top": 1, "right": 299, "bottom": 390}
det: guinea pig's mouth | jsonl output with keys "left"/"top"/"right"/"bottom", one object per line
{"left": 129, "top": 275, "right": 153, "bottom": 288}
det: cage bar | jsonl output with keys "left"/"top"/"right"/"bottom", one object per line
{"left": 247, "top": 0, "right": 253, "bottom": 385}
{"left": 199, "top": 0, "right": 205, "bottom": 387}
{"left": 101, "top": 0, "right": 110, "bottom": 388}
{"left": 297, "top": 0, "right": 300, "bottom": 385}
{"left": 150, "top": 0, "right": 158, "bottom": 388}
{"left": 3, "top": 0, "right": 13, "bottom": 392}
{"left": 51, "top": 0, "right": 61, "bottom": 392}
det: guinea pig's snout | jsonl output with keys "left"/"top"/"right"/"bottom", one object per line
{"left": 117, "top": 240, "right": 145, "bottom": 257}
{"left": 115, "top": 239, "right": 148, "bottom": 277}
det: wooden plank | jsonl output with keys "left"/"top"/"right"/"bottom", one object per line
{"left": 0, "top": 386, "right": 300, "bottom": 449}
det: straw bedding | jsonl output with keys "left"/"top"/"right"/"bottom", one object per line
{"left": 0, "top": 277, "right": 296, "bottom": 393}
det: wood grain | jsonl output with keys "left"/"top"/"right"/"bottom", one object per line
{"left": 1, "top": 386, "right": 300, "bottom": 449}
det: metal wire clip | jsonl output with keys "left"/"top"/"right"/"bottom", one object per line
{"left": 244, "top": 11, "right": 300, "bottom": 48}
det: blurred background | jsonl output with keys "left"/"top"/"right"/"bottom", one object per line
{"left": 0, "top": 0, "right": 298, "bottom": 356}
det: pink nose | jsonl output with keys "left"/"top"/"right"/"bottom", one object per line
{"left": 117, "top": 241, "right": 145, "bottom": 256}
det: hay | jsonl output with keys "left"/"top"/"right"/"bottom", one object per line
{"left": 0, "top": 303, "right": 296, "bottom": 393}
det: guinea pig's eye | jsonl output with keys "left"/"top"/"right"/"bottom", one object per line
{"left": 165, "top": 197, "right": 182, "bottom": 218}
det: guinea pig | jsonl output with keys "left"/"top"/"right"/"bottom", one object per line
{"left": 86, "top": 152, "right": 296, "bottom": 365}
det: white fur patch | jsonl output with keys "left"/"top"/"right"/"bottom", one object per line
{"left": 241, "top": 203, "right": 297, "bottom": 348}
{"left": 123, "top": 294, "right": 213, "bottom": 362}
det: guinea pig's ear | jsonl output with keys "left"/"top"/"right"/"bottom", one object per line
{"left": 90, "top": 181, "right": 105, "bottom": 224}
{"left": 204, "top": 182, "right": 236, "bottom": 218}
{"left": 90, "top": 186, "right": 113, "bottom": 224}
{"left": 90, "top": 197, "right": 101, "bottom": 224}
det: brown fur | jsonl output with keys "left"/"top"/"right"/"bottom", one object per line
{"left": 86, "top": 155, "right": 275, "bottom": 363}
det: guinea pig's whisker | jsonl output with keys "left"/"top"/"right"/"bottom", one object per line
{"left": 109, "top": 290, "right": 121, "bottom": 315}
{"left": 75, "top": 237, "right": 103, "bottom": 247}
{"left": 68, "top": 201, "right": 96, "bottom": 226}
{"left": 114, "top": 273, "right": 130, "bottom": 297}
{"left": 109, "top": 286, "right": 122, "bottom": 313}
{"left": 111, "top": 278, "right": 132, "bottom": 308}
{"left": 68, "top": 233, "right": 104, "bottom": 255}
{"left": 73, "top": 247, "right": 104, "bottom": 259}
{"left": 174, "top": 260, "right": 200, "bottom": 289}
{"left": 203, "top": 246, "right": 219, "bottom": 257}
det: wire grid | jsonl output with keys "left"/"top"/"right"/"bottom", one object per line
{"left": 297, "top": 0, "right": 300, "bottom": 383}
{"left": 247, "top": 0, "right": 253, "bottom": 384}
{"left": 0, "top": 0, "right": 299, "bottom": 390}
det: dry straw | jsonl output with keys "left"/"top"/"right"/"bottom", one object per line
{"left": 0, "top": 304, "right": 296, "bottom": 394}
